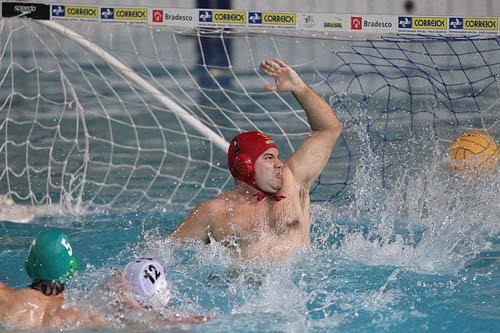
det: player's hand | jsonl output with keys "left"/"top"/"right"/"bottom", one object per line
{"left": 260, "top": 58, "right": 307, "bottom": 93}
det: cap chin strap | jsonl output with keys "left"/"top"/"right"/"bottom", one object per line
{"left": 253, "top": 192, "right": 286, "bottom": 202}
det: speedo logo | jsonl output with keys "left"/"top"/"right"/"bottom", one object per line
{"left": 14, "top": 5, "right": 37, "bottom": 13}
{"left": 413, "top": 17, "right": 446, "bottom": 29}
{"left": 262, "top": 12, "right": 296, "bottom": 25}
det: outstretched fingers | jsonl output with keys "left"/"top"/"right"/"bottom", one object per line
{"left": 261, "top": 67, "right": 279, "bottom": 77}
{"left": 260, "top": 58, "right": 298, "bottom": 92}
{"left": 273, "top": 58, "right": 288, "bottom": 68}
{"left": 260, "top": 58, "right": 286, "bottom": 76}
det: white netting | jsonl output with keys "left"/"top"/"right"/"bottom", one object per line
{"left": 1, "top": 18, "right": 499, "bottom": 213}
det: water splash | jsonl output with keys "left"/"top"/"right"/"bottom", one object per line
{"left": 313, "top": 118, "right": 500, "bottom": 275}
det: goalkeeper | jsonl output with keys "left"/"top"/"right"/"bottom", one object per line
{"left": 172, "top": 58, "right": 342, "bottom": 261}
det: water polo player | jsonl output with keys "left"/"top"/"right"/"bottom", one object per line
{"left": 0, "top": 229, "right": 103, "bottom": 329}
{"left": 172, "top": 58, "right": 342, "bottom": 260}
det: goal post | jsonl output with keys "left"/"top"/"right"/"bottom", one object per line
{"left": 1, "top": 3, "right": 499, "bottom": 213}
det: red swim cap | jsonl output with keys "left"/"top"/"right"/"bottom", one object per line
{"left": 227, "top": 131, "right": 278, "bottom": 188}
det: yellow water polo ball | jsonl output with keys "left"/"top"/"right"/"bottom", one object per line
{"left": 448, "top": 129, "right": 499, "bottom": 176}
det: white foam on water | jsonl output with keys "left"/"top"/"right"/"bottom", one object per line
{"left": 313, "top": 119, "right": 500, "bottom": 275}
{"left": 0, "top": 194, "right": 84, "bottom": 223}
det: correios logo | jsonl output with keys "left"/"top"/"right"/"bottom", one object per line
{"left": 101, "top": 7, "right": 114, "bottom": 19}
{"left": 199, "top": 10, "right": 212, "bottom": 22}
{"left": 213, "top": 11, "right": 246, "bottom": 23}
{"left": 115, "top": 8, "right": 147, "bottom": 20}
{"left": 351, "top": 16, "right": 362, "bottom": 30}
{"left": 64, "top": 6, "right": 98, "bottom": 19}
{"left": 464, "top": 18, "right": 497, "bottom": 30}
{"left": 152, "top": 9, "right": 163, "bottom": 22}
{"left": 398, "top": 16, "right": 412, "bottom": 28}
{"left": 262, "top": 13, "right": 295, "bottom": 25}
{"left": 449, "top": 17, "right": 463, "bottom": 29}
{"left": 413, "top": 17, "right": 446, "bottom": 30}
{"left": 52, "top": 5, "right": 65, "bottom": 16}
{"left": 248, "top": 12, "right": 262, "bottom": 24}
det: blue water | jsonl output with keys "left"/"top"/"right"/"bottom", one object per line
{"left": 1, "top": 204, "right": 499, "bottom": 332}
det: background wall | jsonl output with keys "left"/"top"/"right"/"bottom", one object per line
{"left": 5, "top": 0, "right": 500, "bottom": 17}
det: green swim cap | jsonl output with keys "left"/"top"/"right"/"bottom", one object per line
{"left": 24, "top": 229, "right": 77, "bottom": 283}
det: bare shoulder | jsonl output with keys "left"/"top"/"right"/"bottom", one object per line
{"left": 0, "top": 282, "right": 7, "bottom": 289}
{"left": 172, "top": 193, "right": 232, "bottom": 240}
{"left": 0, "top": 287, "right": 46, "bottom": 315}
{"left": 211, "top": 190, "right": 241, "bottom": 207}
{"left": 191, "top": 195, "right": 227, "bottom": 218}
{"left": 4, "top": 286, "right": 42, "bottom": 300}
{"left": 202, "top": 195, "right": 226, "bottom": 209}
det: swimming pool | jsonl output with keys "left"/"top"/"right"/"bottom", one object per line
{"left": 1, "top": 193, "right": 499, "bottom": 332}
{"left": 1, "top": 19, "right": 500, "bottom": 331}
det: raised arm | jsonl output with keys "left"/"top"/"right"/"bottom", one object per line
{"left": 260, "top": 59, "right": 342, "bottom": 189}
{"left": 170, "top": 202, "right": 212, "bottom": 243}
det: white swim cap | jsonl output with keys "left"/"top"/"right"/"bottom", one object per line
{"left": 124, "top": 258, "right": 171, "bottom": 307}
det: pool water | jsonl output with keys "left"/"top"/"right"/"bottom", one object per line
{"left": 1, "top": 187, "right": 499, "bottom": 332}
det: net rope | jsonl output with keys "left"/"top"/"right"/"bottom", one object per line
{"left": 1, "top": 18, "right": 499, "bottom": 212}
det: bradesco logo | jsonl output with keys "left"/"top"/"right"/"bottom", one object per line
{"left": 152, "top": 9, "right": 163, "bottom": 23}
{"left": 464, "top": 18, "right": 498, "bottom": 31}
{"left": 213, "top": 11, "right": 246, "bottom": 24}
{"left": 154, "top": 9, "right": 195, "bottom": 25}
{"left": 351, "top": 16, "right": 362, "bottom": 30}
{"left": 113, "top": 7, "right": 147, "bottom": 21}
{"left": 363, "top": 18, "right": 392, "bottom": 29}
{"left": 262, "top": 12, "right": 296, "bottom": 25}
{"left": 413, "top": 17, "right": 446, "bottom": 30}
{"left": 165, "top": 12, "right": 194, "bottom": 22}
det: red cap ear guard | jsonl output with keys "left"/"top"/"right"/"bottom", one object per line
{"left": 234, "top": 152, "right": 254, "bottom": 182}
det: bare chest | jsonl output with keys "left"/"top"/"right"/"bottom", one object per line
{"left": 213, "top": 196, "right": 309, "bottom": 242}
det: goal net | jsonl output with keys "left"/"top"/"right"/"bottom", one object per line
{"left": 1, "top": 14, "right": 499, "bottom": 213}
